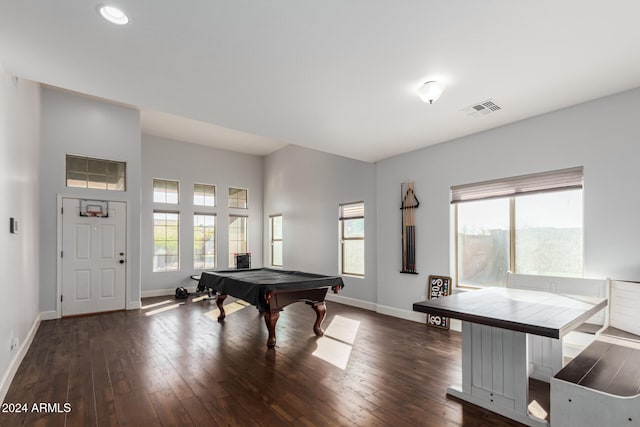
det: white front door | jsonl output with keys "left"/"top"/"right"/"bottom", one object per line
{"left": 61, "top": 198, "right": 126, "bottom": 316}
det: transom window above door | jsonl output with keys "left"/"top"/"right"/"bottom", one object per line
{"left": 66, "top": 154, "right": 126, "bottom": 191}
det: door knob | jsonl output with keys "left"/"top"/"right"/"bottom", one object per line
{"left": 119, "top": 260, "right": 125, "bottom": 264}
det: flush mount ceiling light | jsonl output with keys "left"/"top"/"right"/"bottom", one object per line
{"left": 417, "top": 81, "right": 446, "bottom": 104}
{"left": 98, "top": 4, "right": 129, "bottom": 25}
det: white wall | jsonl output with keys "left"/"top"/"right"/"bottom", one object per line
{"left": 263, "top": 145, "right": 377, "bottom": 305}
{"left": 0, "top": 67, "right": 41, "bottom": 400}
{"left": 39, "top": 87, "right": 142, "bottom": 314}
{"left": 376, "top": 87, "right": 640, "bottom": 315}
{"left": 141, "top": 135, "right": 264, "bottom": 294}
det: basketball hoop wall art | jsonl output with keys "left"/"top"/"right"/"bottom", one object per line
{"left": 79, "top": 199, "right": 109, "bottom": 217}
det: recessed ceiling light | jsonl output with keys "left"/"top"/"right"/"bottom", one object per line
{"left": 97, "top": 4, "right": 129, "bottom": 25}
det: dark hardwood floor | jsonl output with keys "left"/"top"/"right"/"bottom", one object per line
{"left": 1, "top": 296, "right": 543, "bottom": 427}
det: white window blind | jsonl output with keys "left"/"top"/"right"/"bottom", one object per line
{"left": 339, "top": 202, "right": 364, "bottom": 219}
{"left": 450, "top": 166, "right": 583, "bottom": 204}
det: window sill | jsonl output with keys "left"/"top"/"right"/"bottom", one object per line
{"left": 341, "top": 274, "right": 365, "bottom": 279}
{"left": 456, "top": 283, "right": 507, "bottom": 291}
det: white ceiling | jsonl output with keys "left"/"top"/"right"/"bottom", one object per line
{"left": 1, "top": 1, "right": 639, "bottom": 163}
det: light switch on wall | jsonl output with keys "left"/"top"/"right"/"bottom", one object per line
{"left": 9, "top": 217, "right": 18, "bottom": 234}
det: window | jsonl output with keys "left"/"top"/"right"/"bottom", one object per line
{"left": 454, "top": 167, "right": 583, "bottom": 287}
{"left": 153, "top": 212, "right": 179, "bottom": 272}
{"left": 339, "top": 202, "right": 365, "bottom": 276}
{"left": 66, "top": 155, "right": 126, "bottom": 191}
{"left": 153, "top": 179, "right": 179, "bottom": 204}
{"left": 194, "top": 214, "right": 216, "bottom": 269}
{"left": 270, "top": 215, "right": 283, "bottom": 267}
{"left": 229, "top": 187, "right": 248, "bottom": 209}
{"left": 514, "top": 191, "right": 583, "bottom": 277}
{"left": 194, "top": 184, "right": 216, "bottom": 206}
{"left": 457, "top": 199, "right": 510, "bottom": 287}
{"left": 228, "top": 215, "right": 248, "bottom": 268}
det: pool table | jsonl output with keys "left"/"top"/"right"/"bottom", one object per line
{"left": 198, "top": 268, "right": 344, "bottom": 348}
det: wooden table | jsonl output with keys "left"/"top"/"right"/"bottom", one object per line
{"left": 413, "top": 287, "right": 607, "bottom": 427}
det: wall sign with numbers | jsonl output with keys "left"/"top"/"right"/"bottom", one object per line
{"left": 427, "top": 275, "right": 452, "bottom": 329}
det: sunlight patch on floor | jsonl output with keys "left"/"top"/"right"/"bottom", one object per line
{"left": 141, "top": 299, "right": 173, "bottom": 310}
{"left": 312, "top": 336, "right": 353, "bottom": 370}
{"left": 324, "top": 315, "right": 360, "bottom": 344}
{"left": 312, "top": 315, "right": 361, "bottom": 369}
{"left": 204, "top": 301, "right": 249, "bottom": 321}
{"left": 144, "top": 302, "right": 184, "bottom": 316}
{"left": 528, "top": 400, "right": 548, "bottom": 420}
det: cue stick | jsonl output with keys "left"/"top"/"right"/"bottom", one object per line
{"left": 407, "top": 184, "right": 416, "bottom": 272}
{"left": 409, "top": 206, "right": 414, "bottom": 271}
{"left": 413, "top": 187, "right": 417, "bottom": 270}
{"left": 408, "top": 185, "right": 411, "bottom": 271}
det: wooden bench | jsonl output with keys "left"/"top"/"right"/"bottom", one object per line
{"left": 550, "top": 335, "right": 640, "bottom": 426}
{"left": 549, "top": 279, "right": 640, "bottom": 426}
{"left": 506, "top": 273, "right": 609, "bottom": 381}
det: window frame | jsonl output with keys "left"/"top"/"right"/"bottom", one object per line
{"left": 453, "top": 168, "right": 584, "bottom": 289}
{"left": 454, "top": 198, "right": 510, "bottom": 289}
{"left": 193, "top": 213, "right": 216, "bottom": 270}
{"left": 270, "top": 214, "right": 283, "bottom": 268}
{"left": 339, "top": 202, "right": 365, "bottom": 277}
{"left": 153, "top": 178, "right": 180, "bottom": 204}
{"left": 228, "top": 214, "right": 248, "bottom": 268}
{"left": 153, "top": 210, "right": 180, "bottom": 272}
{"left": 65, "top": 154, "right": 126, "bottom": 191}
{"left": 228, "top": 187, "right": 248, "bottom": 209}
{"left": 194, "top": 183, "right": 216, "bottom": 207}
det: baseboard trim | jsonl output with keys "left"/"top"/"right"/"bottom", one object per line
{"left": 0, "top": 314, "right": 41, "bottom": 403}
{"left": 141, "top": 289, "right": 174, "bottom": 298}
{"left": 127, "top": 300, "right": 141, "bottom": 310}
{"left": 326, "top": 297, "right": 461, "bottom": 331}
{"left": 376, "top": 304, "right": 427, "bottom": 323}
{"left": 325, "top": 296, "right": 461, "bottom": 330}
{"left": 325, "top": 294, "right": 377, "bottom": 311}
{"left": 40, "top": 310, "right": 58, "bottom": 320}
{"left": 141, "top": 287, "right": 197, "bottom": 299}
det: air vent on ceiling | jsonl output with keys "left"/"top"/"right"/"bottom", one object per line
{"left": 460, "top": 99, "right": 502, "bottom": 117}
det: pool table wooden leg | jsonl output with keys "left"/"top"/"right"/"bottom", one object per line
{"left": 263, "top": 310, "right": 280, "bottom": 348}
{"left": 216, "top": 294, "right": 227, "bottom": 321}
{"left": 311, "top": 301, "right": 327, "bottom": 336}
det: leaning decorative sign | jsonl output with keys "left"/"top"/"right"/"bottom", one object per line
{"left": 427, "top": 275, "right": 451, "bottom": 329}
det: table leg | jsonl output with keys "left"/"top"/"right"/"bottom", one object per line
{"left": 310, "top": 301, "right": 327, "bottom": 336}
{"left": 216, "top": 294, "right": 227, "bottom": 321}
{"left": 447, "top": 321, "right": 548, "bottom": 427}
{"left": 263, "top": 309, "right": 280, "bottom": 348}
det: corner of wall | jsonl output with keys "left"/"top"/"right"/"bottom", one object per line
{"left": 0, "top": 314, "right": 41, "bottom": 404}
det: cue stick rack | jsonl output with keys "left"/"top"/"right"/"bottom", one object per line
{"left": 400, "top": 181, "right": 419, "bottom": 274}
